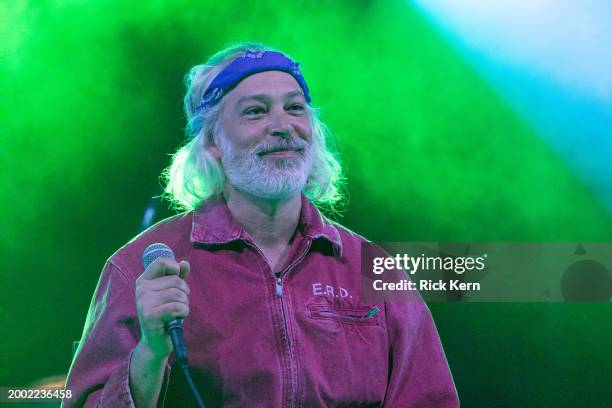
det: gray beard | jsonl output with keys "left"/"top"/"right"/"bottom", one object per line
{"left": 218, "top": 136, "right": 313, "bottom": 200}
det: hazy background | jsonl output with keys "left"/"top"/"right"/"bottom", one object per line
{"left": 3, "top": 0, "right": 612, "bottom": 405}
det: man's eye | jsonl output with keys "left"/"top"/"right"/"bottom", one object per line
{"left": 244, "top": 106, "right": 265, "bottom": 116}
{"left": 288, "top": 104, "right": 305, "bottom": 112}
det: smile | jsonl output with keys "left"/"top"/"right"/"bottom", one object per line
{"left": 259, "top": 148, "right": 303, "bottom": 158}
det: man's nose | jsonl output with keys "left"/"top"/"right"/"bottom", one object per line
{"left": 268, "top": 108, "right": 292, "bottom": 137}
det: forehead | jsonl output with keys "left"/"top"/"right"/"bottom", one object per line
{"left": 224, "top": 71, "right": 304, "bottom": 103}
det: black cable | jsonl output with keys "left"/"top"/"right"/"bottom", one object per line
{"left": 166, "top": 320, "right": 205, "bottom": 406}
{"left": 181, "top": 365, "right": 206, "bottom": 408}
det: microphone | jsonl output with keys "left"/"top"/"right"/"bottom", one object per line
{"left": 141, "top": 243, "right": 189, "bottom": 368}
{"left": 142, "top": 243, "right": 206, "bottom": 408}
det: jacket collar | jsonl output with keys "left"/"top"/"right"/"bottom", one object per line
{"left": 191, "top": 193, "right": 343, "bottom": 257}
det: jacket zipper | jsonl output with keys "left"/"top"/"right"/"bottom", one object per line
{"left": 275, "top": 238, "right": 312, "bottom": 297}
{"left": 275, "top": 275, "right": 283, "bottom": 296}
{"left": 275, "top": 238, "right": 312, "bottom": 407}
{"left": 247, "top": 238, "right": 312, "bottom": 407}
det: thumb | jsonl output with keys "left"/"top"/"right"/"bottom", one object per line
{"left": 179, "top": 260, "right": 190, "bottom": 280}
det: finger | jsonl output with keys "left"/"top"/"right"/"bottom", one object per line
{"left": 151, "top": 288, "right": 189, "bottom": 306}
{"left": 147, "top": 275, "right": 190, "bottom": 295}
{"left": 139, "top": 258, "right": 181, "bottom": 280}
{"left": 179, "top": 260, "right": 190, "bottom": 280}
{"left": 153, "top": 302, "right": 190, "bottom": 321}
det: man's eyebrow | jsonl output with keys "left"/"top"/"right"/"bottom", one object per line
{"left": 236, "top": 91, "right": 306, "bottom": 106}
{"left": 284, "top": 90, "right": 306, "bottom": 100}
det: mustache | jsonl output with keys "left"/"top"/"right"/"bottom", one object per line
{"left": 255, "top": 138, "right": 309, "bottom": 155}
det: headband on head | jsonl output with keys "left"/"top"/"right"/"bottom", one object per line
{"left": 195, "top": 50, "right": 311, "bottom": 113}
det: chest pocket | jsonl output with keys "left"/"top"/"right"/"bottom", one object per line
{"left": 306, "top": 297, "right": 382, "bottom": 327}
{"left": 299, "top": 298, "right": 388, "bottom": 404}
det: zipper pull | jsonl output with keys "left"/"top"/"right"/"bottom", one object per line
{"left": 363, "top": 306, "right": 380, "bottom": 318}
{"left": 275, "top": 276, "right": 283, "bottom": 297}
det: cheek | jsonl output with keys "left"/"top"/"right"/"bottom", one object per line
{"left": 241, "top": 122, "right": 269, "bottom": 142}
{"left": 226, "top": 123, "right": 269, "bottom": 151}
{"left": 222, "top": 118, "right": 265, "bottom": 143}
{"left": 294, "top": 118, "right": 313, "bottom": 140}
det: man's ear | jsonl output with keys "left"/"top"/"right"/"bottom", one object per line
{"left": 208, "top": 143, "right": 222, "bottom": 160}
{"left": 207, "top": 131, "right": 222, "bottom": 159}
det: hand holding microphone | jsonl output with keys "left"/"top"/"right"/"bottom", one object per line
{"left": 131, "top": 244, "right": 204, "bottom": 408}
{"left": 136, "top": 244, "right": 191, "bottom": 361}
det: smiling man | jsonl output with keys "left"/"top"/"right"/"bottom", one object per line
{"left": 63, "top": 43, "right": 458, "bottom": 407}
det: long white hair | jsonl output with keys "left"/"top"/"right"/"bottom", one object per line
{"left": 162, "top": 42, "right": 345, "bottom": 212}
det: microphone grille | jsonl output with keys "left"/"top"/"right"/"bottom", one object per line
{"left": 142, "top": 243, "right": 175, "bottom": 269}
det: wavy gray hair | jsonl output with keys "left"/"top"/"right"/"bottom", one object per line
{"left": 162, "top": 42, "right": 345, "bottom": 211}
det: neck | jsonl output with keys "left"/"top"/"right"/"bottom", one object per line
{"left": 224, "top": 185, "right": 302, "bottom": 248}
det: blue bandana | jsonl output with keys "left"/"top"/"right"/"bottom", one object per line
{"left": 196, "top": 50, "right": 311, "bottom": 113}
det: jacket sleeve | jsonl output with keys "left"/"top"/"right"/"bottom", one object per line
{"left": 382, "top": 297, "right": 459, "bottom": 407}
{"left": 61, "top": 260, "right": 171, "bottom": 408}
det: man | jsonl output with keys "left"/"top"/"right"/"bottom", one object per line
{"left": 63, "top": 43, "right": 458, "bottom": 407}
